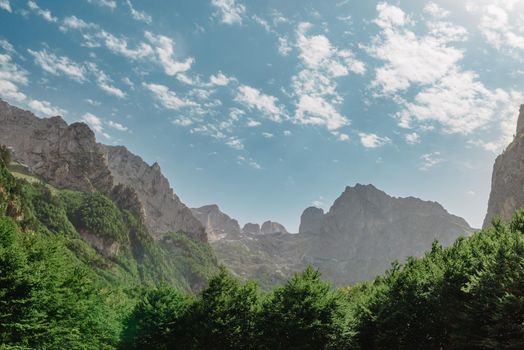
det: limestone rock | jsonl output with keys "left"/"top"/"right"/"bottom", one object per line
{"left": 104, "top": 145, "right": 206, "bottom": 241}
{"left": 191, "top": 204, "right": 241, "bottom": 241}
{"left": 242, "top": 223, "right": 260, "bottom": 234}
{"left": 299, "top": 207, "right": 324, "bottom": 233}
{"left": 484, "top": 104, "right": 524, "bottom": 227}
{"left": 261, "top": 220, "right": 288, "bottom": 234}
{"left": 0, "top": 100, "right": 112, "bottom": 193}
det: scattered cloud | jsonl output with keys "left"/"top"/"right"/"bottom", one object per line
{"left": 359, "top": 132, "right": 391, "bottom": 148}
{"left": 226, "top": 136, "right": 244, "bottom": 150}
{"left": 291, "top": 22, "right": 364, "bottom": 131}
{"left": 262, "top": 132, "right": 273, "bottom": 138}
{"left": 107, "top": 120, "right": 129, "bottom": 131}
{"left": 126, "top": 0, "right": 152, "bottom": 24}
{"left": 87, "top": 63, "right": 126, "bottom": 98}
{"left": 87, "top": 0, "right": 116, "bottom": 10}
{"left": 60, "top": 16, "right": 97, "bottom": 32}
{"left": 143, "top": 82, "right": 197, "bottom": 110}
{"left": 246, "top": 119, "right": 261, "bottom": 127}
{"left": 404, "top": 132, "right": 420, "bottom": 144}
{"left": 145, "top": 31, "right": 194, "bottom": 76}
{"left": 98, "top": 30, "right": 153, "bottom": 59}
{"left": 338, "top": 133, "right": 350, "bottom": 141}
{"left": 209, "top": 71, "right": 231, "bottom": 86}
{"left": 419, "top": 151, "right": 442, "bottom": 171}
{"left": 27, "top": 49, "right": 87, "bottom": 82}
{"left": 27, "top": 1, "right": 57, "bottom": 22}
{"left": 366, "top": 3, "right": 466, "bottom": 94}
{"left": 278, "top": 36, "right": 292, "bottom": 56}
{"left": 237, "top": 155, "right": 261, "bottom": 169}
{"left": 235, "top": 85, "right": 284, "bottom": 122}
{"left": 211, "top": 0, "right": 245, "bottom": 25}
{"left": 0, "top": 0, "right": 11, "bottom": 12}
{"left": 27, "top": 99, "right": 65, "bottom": 116}
{"left": 172, "top": 117, "right": 193, "bottom": 126}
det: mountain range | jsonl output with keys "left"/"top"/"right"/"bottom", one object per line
{"left": 2, "top": 99, "right": 523, "bottom": 290}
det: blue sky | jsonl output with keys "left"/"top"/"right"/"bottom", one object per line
{"left": 1, "top": 0, "right": 523, "bottom": 231}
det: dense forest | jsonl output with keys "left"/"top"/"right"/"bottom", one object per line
{"left": 1, "top": 145, "right": 524, "bottom": 349}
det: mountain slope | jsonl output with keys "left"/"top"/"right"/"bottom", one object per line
{"left": 484, "top": 105, "right": 524, "bottom": 227}
{"left": 210, "top": 184, "right": 473, "bottom": 288}
{"left": 0, "top": 99, "right": 206, "bottom": 241}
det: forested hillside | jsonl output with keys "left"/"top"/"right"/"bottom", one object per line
{"left": 2, "top": 144, "right": 524, "bottom": 349}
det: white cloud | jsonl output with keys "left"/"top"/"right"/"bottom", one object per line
{"left": 467, "top": 1, "right": 524, "bottom": 56}
{"left": 0, "top": 0, "right": 11, "bottom": 12}
{"left": 98, "top": 30, "right": 153, "bottom": 59}
{"left": 0, "top": 52, "right": 64, "bottom": 117}
{"left": 60, "top": 16, "right": 97, "bottom": 32}
{"left": 81, "top": 112, "right": 104, "bottom": 133}
{"left": 262, "top": 132, "right": 273, "bottom": 138}
{"left": 211, "top": 0, "right": 245, "bottom": 25}
{"left": 107, "top": 120, "right": 128, "bottom": 131}
{"left": 85, "top": 98, "right": 100, "bottom": 106}
{"left": 27, "top": 99, "right": 65, "bottom": 116}
{"left": 338, "top": 133, "right": 350, "bottom": 141}
{"left": 359, "top": 132, "right": 391, "bottom": 148}
{"left": 404, "top": 132, "right": 420, "bottom": 144}
{"left": 0, "top": 40, "right": 14, "bottom": 54}
{"left": 226, "top": 137, "right": 244, "bottom": 150}
{"left": 145, "top": 31, "right": 194, "bottom": 76}
{"left": 27, "top": 49, "right": 87, "bottom": 82}
{"left": 419, "top": 152, "right": 442, "bottom": 171}
{"left": 87, "top": 63, "right": 126, "bottom": 98}
{"left": 278, "top": 36, "right": 292, "bottom": 56}
{"left": 283, "top": 130, "right": 292, "bottom": 136}
{"left": 237, "top": 155, "right": 261, "bottom": 169}
{"left": 172, "top": 117, "right": 193, "bottom": 126}
{"left": 397, "top": 69, "right": 520, "bottom": 137}
{"left": 291, "top": 22, "right": 364, "bottom": 131}
{"left": 126, "top": 0, "right": 152, "bottom": 24}
{"left": 424, "top": 2, "right": 450, "bottom": 19}
{"left": 235, "top": 85, "right": 284, "bottom": 122}
{"left": 87, "top": 0, "right": 116, "bottom": 10}
{"left": 246, "top": 119, "right": 261, "bottom": 127}
{"left": 143, "top": 82, "right": 197, "bottom": 110}
{"left": 295, "top": 95, "right": 347, "bottom": 130}
{"left": 209, "top": 72, "right": 231, "bottom": 86}
{"left": 366, "top": 3, "right": 466, "bottom": 94}
{"left": 27, "top": 1, "right": 57, "bottom": 22}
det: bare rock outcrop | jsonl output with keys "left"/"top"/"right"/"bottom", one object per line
{"left": 242, "top": 223, "right": 260, "bottom": 234}
{"left": 104, "top": 145, "right": 206, "bottom": 241}
{"left": 484, "top": 104, "right": 524, "bottom": 227}
{"left": 191, "top": 204, "right": 241, "bottom": 241}
{"left": 0, "top": 100, "right": 206, "bottom": 242}
{"left": 299, "top": 207, "right": 324, "bottom": 234}
{"left": 0, "top": 100, "right": 112, "bottom": 193}
{"left": 261, "top": 220, "right": 288, "bottom": 234}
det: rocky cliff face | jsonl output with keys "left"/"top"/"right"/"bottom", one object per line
{"left": 191, "top": 204, "right": 241, "bottom": 241}
{"left": 299, "top": 207, "right": 324, "bottom": 234}
{"left": 0, "top": 100, "right": 112, "bottom": 193}
{"left": 484, "top": 105, "right": 524, "bottom": 228}
{"left": 242, "top": 223, "right": 260, "bottom": 234}
{"left": 0, "top": 100, "right": 206, "bottom": 242}
{"left": 104, "top": 145, "right": 206, "bottom": 241}
{"left": 211, "top": 184, "right": 472, "bottom": 289}
{"left": 261, "top": 220, "right": 288, "bottom": 234}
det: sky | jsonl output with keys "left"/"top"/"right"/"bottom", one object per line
{"left": 0, "top": 0, "right": 523, "bottom": 231}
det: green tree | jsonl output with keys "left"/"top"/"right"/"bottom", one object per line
{"left": 258, "top": 266, "right": 352, "bottom": 350}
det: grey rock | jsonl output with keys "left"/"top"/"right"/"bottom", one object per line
{"left": 103, "top": 145, "right": 206, "bottom": 242}
{"left": 299, "top": 207, "right": 324, "bottom": 233}
{"left": 191, "top": 204, "right": 241, "bottom": 241}
{"left": 0, "top": 100, "right": 206, "bottom": 242}
{"left": 261, "top": 220, "right": 288, "bottom": 234}
{"left": 242, "top": 223, "right": 260, "bottom": 234}
{"left": 484, "top": 104, "right": 524, "bottom": 228}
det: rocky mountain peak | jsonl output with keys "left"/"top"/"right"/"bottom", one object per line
{"left": 190, "top": 204, "right": 241, "bottom": 241}
{"left": 260, "top": 220, "right": 288, "bottom": 234}
{"left": 484, "top": 104, "right": 524, "bottom": 228}
{"left": 242, "top": 223, "right": 260, "bottom": 234}
{"left": 516, "top": 104, "right": 524, "bottom": 135}
{"left": 0, "top": 100, "right": 206, "bottom": 242}
{"left": 299, "top": 207, "right": 324, "bottom": 234}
